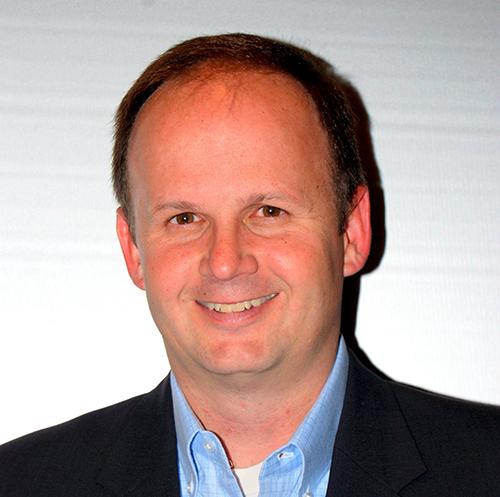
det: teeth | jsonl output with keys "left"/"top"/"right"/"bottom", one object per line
{"left": 199, "top": 293, "right": 277, "bottom": 313}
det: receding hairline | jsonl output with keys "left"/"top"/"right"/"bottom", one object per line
{"left": 126, "top": 63, "right": 336, "bottom": 215}
{"left": 126, "top": 61, "right": 337, "bottom": 192}
{"left": 132, "top": 60, "right": 323, "bottom": 129}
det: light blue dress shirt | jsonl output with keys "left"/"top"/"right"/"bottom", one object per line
{"left": 171, "top": 336, "right": 349, "bottom": 497}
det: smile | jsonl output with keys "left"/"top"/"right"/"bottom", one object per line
{"left": 198, "top": 293, "right": 277, "bottom": 313}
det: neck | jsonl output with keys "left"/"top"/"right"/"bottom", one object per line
{"left": 172, "top": 342, "right": 338, "bottom": 467}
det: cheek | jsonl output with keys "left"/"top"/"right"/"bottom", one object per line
{"left": 141, "top": 243, "right": 199, "bottom": 297}
{"left": 268, "top": 234, "right": 345, "bottom": 325}
{"left": 268, "top": 234, "right": 342, "bottom": 282}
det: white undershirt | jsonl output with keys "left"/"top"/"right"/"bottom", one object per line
{"left": 233, "top": 462, "right": 263, "bottom": 497}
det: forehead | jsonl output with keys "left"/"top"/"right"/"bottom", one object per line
{"left": 127, "top": 68, "right": 332, "bottom": 206}
{"left": 131, "top": 67, "right": 325, "bottom": 144}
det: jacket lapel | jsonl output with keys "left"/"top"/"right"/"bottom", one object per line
{"left": 326, "top": 450, "right": 401, "bottom": 497}
{"left": 96, "top": 377, "right": 181, "bottom": 497}
{"left": 327, "top": 352, "right": 427, "bottom": 497}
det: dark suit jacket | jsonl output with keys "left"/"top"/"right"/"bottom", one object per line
{"left": 1, "top": 352, "right": 499, "bottom": 496}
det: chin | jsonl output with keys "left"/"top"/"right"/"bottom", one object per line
{"left": 200, "top": 347, "right": 276, "bottom": 377}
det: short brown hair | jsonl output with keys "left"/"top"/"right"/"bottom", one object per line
{"left": 112, "top": 33, "right": 366, "bottom": 232}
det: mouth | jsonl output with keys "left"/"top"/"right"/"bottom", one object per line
{"left": 197, "top": 293, "right": 278, "bottom": 314}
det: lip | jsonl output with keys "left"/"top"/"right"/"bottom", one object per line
{"left": 197, "top": 293, "right": 277, "bottom": 313}
{"left": 195, "top": 292, "right": 279, "bottom": 327}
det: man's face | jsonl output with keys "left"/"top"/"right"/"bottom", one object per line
{"left": 118, "top": 70, "right": 369, "bottom": 384}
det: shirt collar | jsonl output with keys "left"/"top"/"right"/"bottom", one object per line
{"left": 171, "top": 373, "right": 202, "bottom": 491}
{"left": 288, "top": 335, "right": 349, "bottom": 493}
{"left": 171, "top": 336, "right": 349, "bottom": 493}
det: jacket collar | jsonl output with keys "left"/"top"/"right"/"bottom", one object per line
{"left": 327, "top": 352, "right": 427, "bottom": 497}
{"left": 95, "top": 352, "right": 427, "bottom": 497}
{"left": 96, "top": 376, "right": 181, "bottom": 497}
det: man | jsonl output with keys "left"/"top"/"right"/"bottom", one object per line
{"left": 0, "top": 33, "right": 499, "bottom": 497}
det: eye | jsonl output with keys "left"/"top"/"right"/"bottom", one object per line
{"left": 169, "top": 212, "right": 199, "bottom": 225}
{"left": 258, "top": 205, "right": 284, "bottom": 218}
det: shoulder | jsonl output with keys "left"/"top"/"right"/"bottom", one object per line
{"left": 390, "top": 377, "right": 500, "bottom": 454}
{"left": 1, "top": 391, "right": 142, "bottom": 457}
{"left": 345, "top": 353, "right": 500, "bottom": 493}
{"left": 0, "top": 379, "right": 171, "bottom": 496}
{"left": 390, "top": 379, "right": 500, "bottom": 494}
{"left": 336, "top": 352, "right": 500, "bottom": 495}
{"left": 348, "top": 350, "right": 500, "bottom": 439}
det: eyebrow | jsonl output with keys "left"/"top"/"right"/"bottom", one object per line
{"left": 152, "top": 200, "right": 203, "bottom": 216}
{"left": 244, "top": 192, "right": 299, "bottom": 205}
{"left": 151, "top": 191, "right": 300, "bottom": 216}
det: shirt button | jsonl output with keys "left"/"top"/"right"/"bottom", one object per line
{"left": 204, "top": 441, "right": 215, "bottom": 452}
{"left": 303, "top": 492, "right": 313, "bottom": 497}
{"left": 187, "top": 481, "right": 193, "bottom": 494}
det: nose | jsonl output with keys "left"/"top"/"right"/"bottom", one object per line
{"left": 199, "top": 222, "right": 258, "bottom": 281}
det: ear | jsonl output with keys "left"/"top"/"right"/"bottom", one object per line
{"left": 343, "top": 186, "right": 372, "bottom": 277}
{"left": 116, "top": 207, "right": 145, "bottom": 290}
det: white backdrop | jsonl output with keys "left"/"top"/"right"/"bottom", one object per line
{"left": 1, "top": 0, "right": 498, "bottom": 444}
